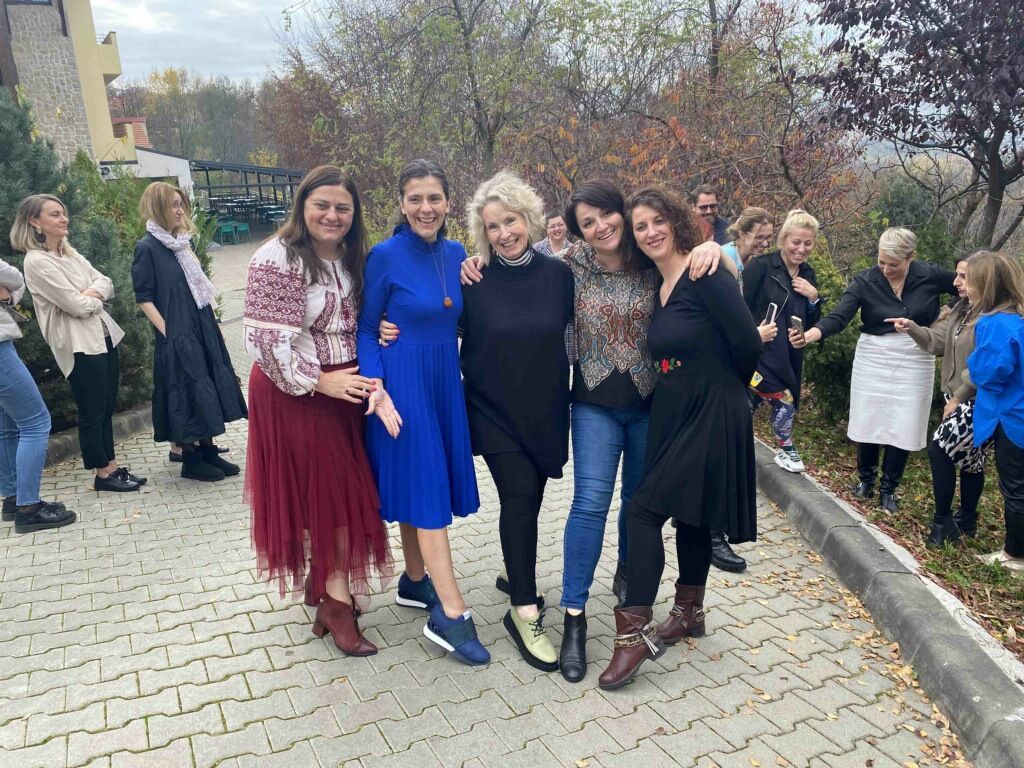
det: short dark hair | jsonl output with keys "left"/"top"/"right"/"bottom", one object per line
{"left": 564, "top": 180, "right": 650, "bottom": 272}
{"left": 545, "top": 209, "right": 565, "bottom": 224}
{"left": 397, "top": 159, "right": 450, "bottom": 238}
{"left": 689, "top": 183, "right": 719, "bottom": 204}
{"left": 627, "top": 185, "right": 702, "bottom": 256}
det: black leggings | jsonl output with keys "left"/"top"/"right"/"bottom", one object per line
{"left": 994, "top": 426, "right": 1024, "bottom": 558}
{"left": 927, "top": 440, "right": 985, "bottom": 523}
{"left": 483, "top": 452, "right": 548, "bottom": 607}
{"left": 624, "top": 501, "right": 712, "bottom": 607}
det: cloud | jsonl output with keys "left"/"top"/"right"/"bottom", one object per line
{"left": 91, "top": 0, "right": 301, "bottom": 82}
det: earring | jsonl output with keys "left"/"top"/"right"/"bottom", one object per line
{"left": 32, "top": 227, "right": 46, "bottom": 245}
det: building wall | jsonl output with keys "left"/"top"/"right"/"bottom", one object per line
{"left": 135, "top": 149, "right": 194, "bottom": 193}
{"left": 7, "top": 2, "right": 93, "bottom": 163}
{"left": 63, "top": 4, "right": 134, "bottom": 163}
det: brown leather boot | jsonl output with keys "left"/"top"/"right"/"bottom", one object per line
{"left": 598, "top": 606, "right": 666, "bottom": 690}
{"left": 312, "top": 594, "right": 377, "bottom": 656}
{"left": 657, "top": 584, "right": 706, "bottom": 645}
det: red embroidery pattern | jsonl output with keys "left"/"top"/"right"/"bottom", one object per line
{"left": 246, "top": 326, "right": 295, "bottom": 394}
{"left": 310, "top": 291, "right": 336, "bottom": 363}
{"left": 245, "top": 261, "right": 306, "bottom": 329}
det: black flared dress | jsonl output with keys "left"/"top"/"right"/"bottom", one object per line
{"left": 630, "top": 268, "right": 763, "bottom": 542}
{"left": 131, "top": 234, "right": 247, "bottom": 445}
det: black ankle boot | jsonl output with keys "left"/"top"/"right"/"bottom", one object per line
{"left": 611, "top": 563, "right": 627, "bottom": 606}
{"left": 181, "top": 446, "right": 225, "bottom": 482}
{"left": 926, "top": 517, "right": 963, "bottom": 548}
{"left": 2, "top": 495, "right": 16, "bottom": 522}
{"left": 200, "top": 443, "right": 239, "bottom": 477}
{"left": 710, "top": 531, "right": 746, "bottom": 572}
{"left": 560, "top": 611, "right": 587, "bottom": 683}
{"left": 853, "top": 444, "right": 878, "bottom": 498}
{"left": 953, "top": 508, "right": 978, "bottom": 538}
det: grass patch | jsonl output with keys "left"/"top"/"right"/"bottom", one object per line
{"left": 757, "top": 386, "right": 1024, "bottom": 666}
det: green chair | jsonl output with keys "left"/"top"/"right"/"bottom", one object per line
{"left": 217, "top": 219, "right": 238, "bottom": 245}
{"left": 235, "top": 221, "right": 251, "bottom": 242}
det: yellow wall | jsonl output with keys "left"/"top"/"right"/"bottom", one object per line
{"left": 64, "top": 2, "right": 135, "bottom": 163}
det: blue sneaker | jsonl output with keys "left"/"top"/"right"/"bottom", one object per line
{"left": 396, "top": 572, "right": 439, "bottom": 610}
{"left": 423, "top": 603, "right": 490, "bottom": 666}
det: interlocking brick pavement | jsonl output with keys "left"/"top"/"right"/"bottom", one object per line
{"left": 0, "top": 286, "right": 973, "bottom": 767}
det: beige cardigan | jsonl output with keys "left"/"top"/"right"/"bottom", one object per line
{"left": 23, "top": 245, "right": 125, "bottom": 378}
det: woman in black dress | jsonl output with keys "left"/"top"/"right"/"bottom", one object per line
{"left": 599, "top": 186, "right": 762, "bottom": 691}
{"left": 132, "top": 182, "right": 247, "bottom": 481}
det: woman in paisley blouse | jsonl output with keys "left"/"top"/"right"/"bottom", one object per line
{"left": 243, "top": 165, "right": 396, "bottom": 657}
{"left": 460, "top": 179, "right": 731, "bottom": 682}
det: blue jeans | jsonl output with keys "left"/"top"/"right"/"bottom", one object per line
{"left": 0, "top": 340, "right": 51, "bottom": 506}
{"left": 561, "top": 401, "right": 650, "bottom": 610}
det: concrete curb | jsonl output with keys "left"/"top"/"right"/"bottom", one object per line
{"left": 755, "top": 441, "right": 1024, "bottom": 768}
{"left": 44, "top": 402, "right": 152, "bottom": 468}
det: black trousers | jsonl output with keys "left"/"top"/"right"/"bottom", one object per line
{"left": 857, "top": 442, "right": 909, "bottom": 490}
{"left": 927, "top": 439, "right": 985, "bottom": 523}
{"left": 484, "top": 451, "right": 548, "bottom": 607}
{"left": 624, "top": 501, "right": 712, "bottom": 607}
{"left": 994, "top": 426, "right": 1024, "bottom": 558}
{"left": 67, "top": 338, "right": 119, "bottom": 470}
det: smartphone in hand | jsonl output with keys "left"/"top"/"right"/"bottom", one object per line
{"left": 791, "top": 316, "right": 805, "bottom": 340}
{"left": 763, "top": 302, "right": 779, "bottom": 326}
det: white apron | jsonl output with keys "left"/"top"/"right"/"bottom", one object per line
{"left": 847, "top": 333, "right": 935, "bottom": 451}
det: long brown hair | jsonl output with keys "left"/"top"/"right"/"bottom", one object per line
{"left": 966, "top": 250, "right": 1024, "bottom": 316}
{"left": 626, "top": 185, "right": 702, "bottom": 256}
{"left": 273, "top": 165, "right": 368, "bottom": 311}
{"left": 565, "top": 179, "right": 651, "bottom": 272}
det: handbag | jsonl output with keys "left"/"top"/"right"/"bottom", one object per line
{"left": 2, "top": 302, "right": 29, "bottom": 325}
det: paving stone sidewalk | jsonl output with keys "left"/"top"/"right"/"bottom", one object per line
{"left": 0, "top": 296, "right": 973, "bottom": 768}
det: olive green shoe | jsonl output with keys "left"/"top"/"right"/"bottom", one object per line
{"left": 504, "top": 608, "right": 559, "bottom": 672}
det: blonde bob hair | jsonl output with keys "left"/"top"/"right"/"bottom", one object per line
{"left": 139, "top": 181, "right": 196, "bottom": 235}
{"left": 966, "top": 250, "right": 1024, "bottom": 316}
{"left": 775, "top": 209, "right": 820, "bottom": 250}
{"left": 10, "top": 194, "right": 69, "bottom": 253}
{"left": 466, "top": 171, "right": 545, "bottom": 264}
{"left": 878, "top": 226, "right": 917, "bottom": 261}
{"left": 726, "top": 207, "right": 773, "bottom": 240}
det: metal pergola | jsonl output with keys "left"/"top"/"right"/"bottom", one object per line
{"left": 190, "top": 159, "right": 307, "bottom": 206}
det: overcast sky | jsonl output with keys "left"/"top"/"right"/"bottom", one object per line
{"left": 91, "top": 0, "right": 308, "bottom": 83}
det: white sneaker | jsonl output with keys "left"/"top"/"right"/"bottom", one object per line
{"left": 774, "top": 446, "right": 805, "bottom": 473}
{"left": 976, "top": 550, "right": 1024, "bottom": 575}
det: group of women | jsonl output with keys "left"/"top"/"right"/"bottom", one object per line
{"left": 3, "top": 158, "right": 1022, "bottom": 696}
{"left": 1, "top": 182, "right": 246, "bottom": 534}
{"left": 242, "top": 159, "right": 759, "bottom": 689}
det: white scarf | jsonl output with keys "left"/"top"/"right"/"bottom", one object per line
{"left": 146, "top": 220, "right": 218, "bottom": 310}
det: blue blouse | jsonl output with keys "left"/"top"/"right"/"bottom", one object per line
{"left": 968, "top": 311, "right": 1024, "bottom": 449}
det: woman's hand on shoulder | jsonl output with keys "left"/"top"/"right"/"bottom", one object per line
{"left": 689, "top": 242, "right": 734, "bottom": 280}
{"left": 461, "top": 256, "right": 484, "bottom": 285}
{"left": 314, "top": 366, "right": 375, "bottom": 403}
{"left": 366, "top": 382, "right": 402, "bottom": 438}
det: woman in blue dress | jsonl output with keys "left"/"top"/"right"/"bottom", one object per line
{"left": 356, "top": 159, "right": 488, "bottom": 666}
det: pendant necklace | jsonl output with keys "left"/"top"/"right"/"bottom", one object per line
{"left": 428, "top": 240, "right": 453, "bottom": 308}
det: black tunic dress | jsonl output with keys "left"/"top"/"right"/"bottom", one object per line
{"left": 459, "top": 252, "right": 575, "bottom": 478}
{"left": 630, "top": 267, "right": 763, "bottom": 542}
{"left": 131, "top": 234, "right": 247, "bottom": 444}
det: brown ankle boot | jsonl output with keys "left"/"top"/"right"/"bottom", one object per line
{"left": 312, "top": 595, "right": 377, "bottom": 656}
{"left": 598, "top": 606, "right": 666, "bottom": 690}
{"left": 657, "top": 584, "right": 706, "bottom": 645}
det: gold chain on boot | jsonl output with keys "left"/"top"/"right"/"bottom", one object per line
{"left": 613, "top": 623, "right": 661, "bottom": 655}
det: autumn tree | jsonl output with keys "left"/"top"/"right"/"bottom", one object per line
{"left": 815, "top": 0, "right": 1024, "bottom": 249}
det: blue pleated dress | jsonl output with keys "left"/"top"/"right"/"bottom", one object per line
{"left": 356, "top": 224, "right": 480, "bottom": 529}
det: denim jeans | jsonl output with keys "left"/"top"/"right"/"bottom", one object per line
{"left": 561, "top": 401, "right": 649, "bottom": 610}
{"left": 0, "top": 340, "right": 51, "bottom": 506}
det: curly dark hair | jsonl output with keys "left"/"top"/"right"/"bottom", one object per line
{"left": 565, "top": 179, "right": 652, "bottom": 272}
{"left": 626, "top": 186, "right": 702, "bottom": 257}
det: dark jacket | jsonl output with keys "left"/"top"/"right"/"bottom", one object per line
{"left": 713, "top": 216, "right": 731, "bottom": 246}
{"left": 742, "top": 251, "right": 821, "bottom": 408}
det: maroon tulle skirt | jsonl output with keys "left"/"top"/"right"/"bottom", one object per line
{"left": 245, "top": 362, "right": 393, "bottom": 606}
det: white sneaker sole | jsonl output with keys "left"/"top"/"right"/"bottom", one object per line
{"left": 422, "top": 622, "right": 455, "bottom": 652}
{"left": 774, "top": 454, "right": 805, "bottom": 473}
{"left": 396, "top": 595, "right": 430, "bottom": 609}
